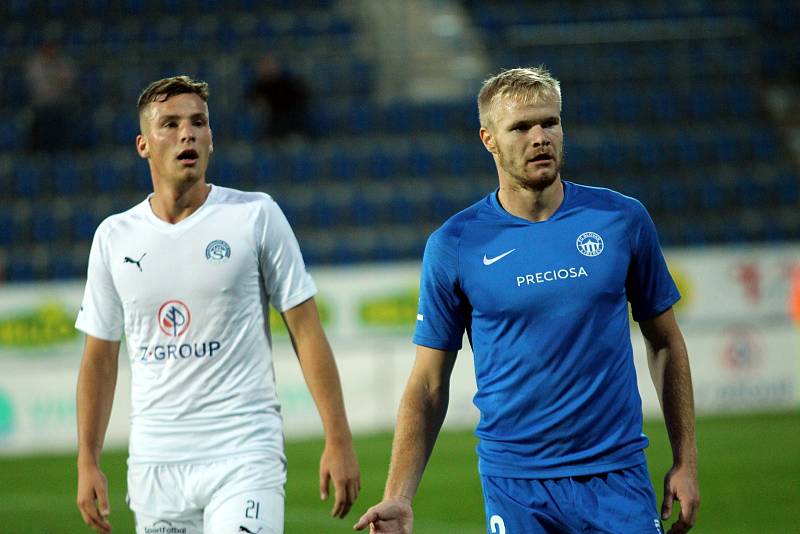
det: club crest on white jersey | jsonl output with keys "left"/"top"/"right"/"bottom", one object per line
{"left": 576, "top": 232, "right": 604, "bottom": 257}
{"left": 205, "top": 239, "right": 231, "bottom": 263}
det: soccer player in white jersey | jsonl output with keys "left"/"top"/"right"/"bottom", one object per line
{"left": 75, "top": 75, "right": 360, "bottom": 534}
{"left": 356, "top": 67, "right": 700, "bottom": 533}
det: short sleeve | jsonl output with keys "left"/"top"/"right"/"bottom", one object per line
{"left": 624, "top": 199, "right": 681, "bottom": 322}
{"left": 257, "top": 197, "right": 317, "bottom": 312}
{"left": 412, "top": 228, "right": 468, "bottom": 351}
{"left": 75, "top": 223, "right": 125, "bottom": 341}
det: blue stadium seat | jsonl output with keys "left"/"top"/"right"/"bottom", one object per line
{"left": 50, "top": 255, "right": 83, "bottom": 280}
{"left": 310, "top": 198, "right": 335, "bottom": 228}
{"left": 339, "top": 104, "right": 369, "bottom": 136}
{"left": 209, "top": 154, "right": 238, "bottom": 187}
{"left": 443, "top": 144, "right": 473, "bottom": 176}
{"left": 93, "top": 158, "right": 122, "bottom": 193}
{"left": 15, "top": 158, "right": 45, "bottom": 198}
{"left": 6, "top": 256, "right": 36, "bottom": 282}
{"left": 367, "top": 148, "right": 399, "bottom": 180}
{"left": 415, "top": 103, "right": 449, "bottom": 133}
{"left": 697, "top": 181, "right": 725, "bottom": 210}
{"left": 288, "top": 152, "right": 320, "bottom": 184}
{"left": 32, "top": 212, "right": 58, "bottom": 243}
{"left": 0, "top": 213, "right": 16, "bottom": 245}
{"left": 648, "top": 88, "right": 679, "bottom": 122}
{"left": 381, "top": 102, "right": 412, "bottom": 135}
{"left": 0, "top": 114, "right": 22, "bottom": 151}
{"left": 72, "top": 211, "right": 98, "bottom": 241}
{"left": 1, "top": 66, "right": 26, "bottom": 108}
{"left": 575, "top": 94, "right": 601, "bottom": 124}
{"left": 674, "top": 136, "right": 702, "bottom": 168}
{"left": 327, "top": 150, "right": 358, "bottom": 182}
{"left": 350, "top": 196, "right": 377, "bottom": 226}
{"left": 688, "top": 91, "right": 714, "bottom": 120}
{"left": 774, "top": 171, "right": 800, "bottom": 206}
{"left": 636, "top": 138, "right": 664, "bottom": 169}
{"left": 388, "top": 196, "right": 413, "bottom": 224}
{"left": 253, "top": 152, "right": 281, "bottom": 184}
{"left": 407, "top": 145, "right": 434, "bottom": 177}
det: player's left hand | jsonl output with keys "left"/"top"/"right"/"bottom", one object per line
{"left": 661, "top": 463, "right": 700, "bottom": 533}
{"left": 320, "top": 439, "right": 361, "bottom": 518}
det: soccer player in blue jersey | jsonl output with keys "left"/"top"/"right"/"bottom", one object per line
{"left": 355, "top": 67, "right": 699, "bottom": 534}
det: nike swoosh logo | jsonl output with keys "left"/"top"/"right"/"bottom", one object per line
{"left": 483, "top": 249, "right": 516, "bottom": 266}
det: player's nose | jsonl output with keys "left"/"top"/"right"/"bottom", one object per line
{"left": 529, "top": 125, "right": 550, "bottom": 147}
{"left": 179, "top": 122, "right": 196, "bottom": 143}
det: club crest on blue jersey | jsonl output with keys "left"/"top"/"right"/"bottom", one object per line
{"left": 576, "top": 232, "right": 604, "bottom": 257}
{"left": 158, "top": 300, "right": 191, "bottom": 337}
{"left": 205, "top": 239, "right": 231, "bottom": 263}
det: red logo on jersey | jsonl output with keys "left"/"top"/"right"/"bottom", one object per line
{"left": 158, "top": 300, "right": 191, "bottom": 337}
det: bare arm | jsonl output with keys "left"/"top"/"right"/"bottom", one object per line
{"left": 354, "top": 345, "right": 457, "bottom": 533}
{"left": 640, "top": 307, "right": 700, "bottom": 534}
{"left": 281, "top": 297, "right": 360, "bottom": 518}
{"left": 76, "top": 335, "right": 120, "bottom": 534}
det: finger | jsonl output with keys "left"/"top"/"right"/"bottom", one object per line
{"left": 338, "top": 482, "right": 357, "bottom": 518}
{"left": 320, "top": 470, "right": 330, "bottom": 501}
{"left": 681, "top": 495, "right": 699, "bottom": 528}
{"left": 78, "top": 501, "right": 104, "bottom": 532}
{"left": 332, "top": 477, "right": 348, "bottom": 517}
{"left": 667, "top": 519, "right": 690, "bottom": 534}
{"left": 81, "top": 505, "right": 111, "bottom": 534}
{"left": 669, "top": 503, "right": 696, "bottom": 534}
{"left": 354, "top": 509, "right": 379, "bottom": 530}
{"left": 661, "top": 488, "right": 674, "bottom": 521}
{"left": 97, "top": 487, "right": 111, "bottom": 521}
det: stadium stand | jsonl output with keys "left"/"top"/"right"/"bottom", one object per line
{"left": 0, "top": 0, "right": 797, "bottom": 280}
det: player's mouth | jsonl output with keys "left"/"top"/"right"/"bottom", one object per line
{"left": 177, "top": 148, "right": 199, "bottom": 165}
{"left": 528, "top": 153, "right": 554, "bottom": 165}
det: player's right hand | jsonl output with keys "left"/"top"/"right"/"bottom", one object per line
{"left": 353, "top": 498, "right": 413, "bottom": 533}
{"left": 76, "top": 463, "right": 112, "bottom": 533}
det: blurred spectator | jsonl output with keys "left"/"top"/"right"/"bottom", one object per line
{"left": 247, "top": 54, "right": 311, "bottom": 140}
{"left": 25, "top": 41, "right": 78, "bottom": 152}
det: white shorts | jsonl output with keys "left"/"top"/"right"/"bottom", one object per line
{"left": 128, "top": 454, "right": 286, "bottom": 534}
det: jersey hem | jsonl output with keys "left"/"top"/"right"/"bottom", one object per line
{"left": 127, "top": 447, "right": 286, "bottom": 467}
{"left": 273, "top": 285, "right": 317, "bottom": 313}
{"left": 412, "top": 334, "right": 462, "bottom": 352}
{"left": 632, "top": 291, "right": 681, "bottom": 322}
{"left": 477, "top": 451, "right": 647, "bottom": 479}
{"left": 74, "top": 322, "right": 122, "bottom": 342}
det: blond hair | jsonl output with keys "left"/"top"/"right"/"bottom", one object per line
{"left": 478, "top": 67, "right": 562, "bottom": 128}
{"left": 137, "top": 75, "right": 209, "bottom": 117}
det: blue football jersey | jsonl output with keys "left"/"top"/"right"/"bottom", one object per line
{"left": 413, "top": 180, "right": 680, "bottom": 478}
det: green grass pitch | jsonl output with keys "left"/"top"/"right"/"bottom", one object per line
{"left": 0, "top": 410, "right": 797, "bottom": 533}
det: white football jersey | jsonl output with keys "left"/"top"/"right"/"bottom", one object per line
{"left": 75, "top": 185, "right": 317, "bottom": 466}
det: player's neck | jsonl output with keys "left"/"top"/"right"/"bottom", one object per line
{"left": 497, "top": 177, "right": 564, "bottom": 223}
{"left": 149, "top": 180, "right": 211, "bottom": 224}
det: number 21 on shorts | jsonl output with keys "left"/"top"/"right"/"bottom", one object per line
{"left": 490, "top": 514, "right": 506, "bottom": 534}
{"left": 245, "top": 499, "right": 260, "bottom": 519}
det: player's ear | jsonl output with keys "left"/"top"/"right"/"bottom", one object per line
{"left": 480, "top": 127, "right": 497, "bottom": 154}
{"left": 209, "top": 128, "right": 213, "bottom": 154}
{"left": 136, "top": 134, "right": 149, "bottom": 159}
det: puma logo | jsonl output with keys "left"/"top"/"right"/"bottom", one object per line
{"left": 239, "top": 527, "right": 262, "bottom": 534}
{"left": 124, "top": 253, "right": 147, "bottom": 272}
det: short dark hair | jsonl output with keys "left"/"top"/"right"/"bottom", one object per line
{"left": 137, "top": 75, "right": 209, "bottom": 117}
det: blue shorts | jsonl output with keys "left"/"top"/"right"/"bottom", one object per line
{"left": 480, "top": 463, "right": 664, "bottom": 534}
